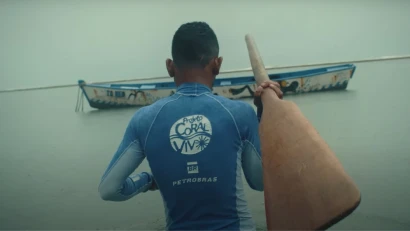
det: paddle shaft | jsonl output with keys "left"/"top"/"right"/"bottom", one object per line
{"left": 245, "top": 34, "right": 270, "bottom": 84}
{"left": 245, "top": 34, "right": 280, "bottom": 103}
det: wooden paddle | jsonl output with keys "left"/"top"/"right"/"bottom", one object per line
{"left": 245, "top": 34, "right": 361, "bottom": 230}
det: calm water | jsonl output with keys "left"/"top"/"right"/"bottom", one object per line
{"left": 1, "top": 60, "right": 410, "bottom": 230}
{"left": 1, "top": 0, "right": 410, "bottom": 230}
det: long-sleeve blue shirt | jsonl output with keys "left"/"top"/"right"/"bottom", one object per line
{"left": 98, "top": 82, "right": 263, "bottom": 230}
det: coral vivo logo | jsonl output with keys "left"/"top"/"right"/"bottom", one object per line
{"left": 169, "top": 114, "right": 212, "bottom": 155}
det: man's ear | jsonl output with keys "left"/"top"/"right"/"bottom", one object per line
{"left": 166, "top": 58, "right": 175, "bottom": 77}
{"left": 212, "top": 56, "right": 223, "bottom": 75}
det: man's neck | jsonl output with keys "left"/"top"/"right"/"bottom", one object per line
{"left": 175, "top": 69, "right": 214, "bottom": 89}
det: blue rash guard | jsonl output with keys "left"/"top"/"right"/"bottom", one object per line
{"left": 98, "top": 82, "right": 263, "bottom": 231}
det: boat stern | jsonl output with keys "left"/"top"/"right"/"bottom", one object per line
{"left": 78, "top": 80, "right": 86, "bottom": 87}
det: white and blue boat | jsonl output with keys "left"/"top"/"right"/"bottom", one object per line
{"left": 76, "top": 64, "right": 356, "bottom": 110}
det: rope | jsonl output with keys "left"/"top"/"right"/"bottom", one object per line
{"left": 1, "top": 54, "right": 409, "bottom": 93}
{"left": 81, "top": 82, "right": 85, "bottom": 112}
{"left": 75, "top": 87, "right": 80, "bottom": 112}
{"left": 75, "top": 87, "right": 85, "bottom": 112}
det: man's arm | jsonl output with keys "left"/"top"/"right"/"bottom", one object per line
{"left": 98, "top": 115, "right": 156, "bottom": 201}
{"left": 257, "top": 104, "right": 263, "bottom": 123}
{"left": 242, "top": 81, "right": 282, "bottom": 191}
{"left": 241, "top": 104, "right": 264, "bottom": 191}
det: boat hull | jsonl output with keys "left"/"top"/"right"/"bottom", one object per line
{"left": 78, "top": 64, "right": 356, "bottom": 110}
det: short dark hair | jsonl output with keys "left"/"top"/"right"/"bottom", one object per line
{"left": 171, "top": 21, "right": 219, "bottom": 69}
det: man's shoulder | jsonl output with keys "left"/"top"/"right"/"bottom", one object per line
{"left": 208, "top": 94, "right": 255, "bottom": 114}
{"left": 206, "top": 95, "right": 257, "bottom": 126}
{"left": 130, "top": 95, "right": 179, "bottom": 124}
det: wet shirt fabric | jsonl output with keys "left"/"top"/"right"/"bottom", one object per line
{"left": 98, "top": 83, "right": 263, "bottom": 231}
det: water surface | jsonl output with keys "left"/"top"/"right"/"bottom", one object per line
{"left": 1, "top": 61, "right": 410, "bottom": 230}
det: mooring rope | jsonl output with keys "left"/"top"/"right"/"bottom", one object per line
{"left": 75, "top": 87, "right": 80, "bottom": 112}
{"left": 81, "top": 91, "right": 84, "bottom": 112}
{"left": 75, "top": 88, "right": 85, "bottom": 112}
{"left": 1, "top": 54, "right": 409, "bottom": 94}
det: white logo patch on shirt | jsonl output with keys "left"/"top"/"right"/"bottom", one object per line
{"left": 169, "top": 114, "right": 212, "bottom": 155}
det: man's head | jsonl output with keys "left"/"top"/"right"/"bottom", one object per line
{"left": 166, "top": 22, "right": 223, "bottom": 87}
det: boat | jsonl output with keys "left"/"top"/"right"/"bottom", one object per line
{"left": 76, "top": 64, "right": 356, "bottom": 110}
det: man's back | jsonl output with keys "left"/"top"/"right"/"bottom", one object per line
{"left": 135, "top": 83, "right": 262, "bottom": 230}
{"left": 97, "top": 21, "right": 285, "bottom": 231}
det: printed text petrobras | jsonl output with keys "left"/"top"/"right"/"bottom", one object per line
{"left": 173, "top": 177, "right": 217, "bottom": 186}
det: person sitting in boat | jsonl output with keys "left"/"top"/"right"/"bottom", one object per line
{"left": 98, "top": 21, "right": 283, "bottom": 231}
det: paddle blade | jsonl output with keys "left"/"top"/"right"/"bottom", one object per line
{"left": 244, "top": 34, "right": 361, "bottom": 230}
{"left": 260, "top": 96, "right": 361, "bottom": 230}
